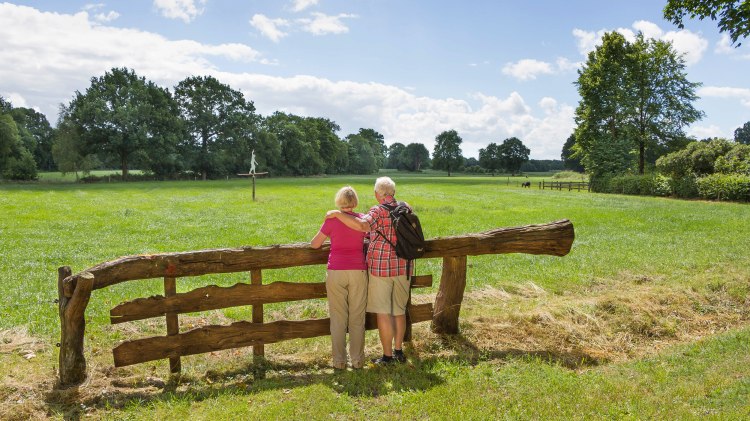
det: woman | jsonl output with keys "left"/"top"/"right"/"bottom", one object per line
{"left": 311, "top": 186, "right": 368, "bottom": 369}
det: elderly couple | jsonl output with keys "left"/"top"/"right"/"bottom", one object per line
{"left": 311, "top": 176, "right": 411, "bottom": 369}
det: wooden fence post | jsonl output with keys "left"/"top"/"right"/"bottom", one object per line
{"left": 251, "top": 270, "right": 264, "bottom": 357}
{"left": 431, "top": 256, "right": 468, "bottom": 335}
{"left": 57, "top": 267, "right": 94, "bottom": 386}
{"left": 164, "top": 277, "right": 181, "bottom": 373}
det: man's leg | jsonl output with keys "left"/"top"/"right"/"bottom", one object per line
{"left": 376, "top": 313, "right": 394, "bottom": 356}
{"left": 393, "top": 314, "right": 406, "bottom": 350}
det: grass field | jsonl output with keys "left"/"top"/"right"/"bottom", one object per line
{"left": 1, "top": 171, "right": 749, "bottom": 419}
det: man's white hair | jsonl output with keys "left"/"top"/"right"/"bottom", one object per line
{"left": 374, "top": 176, "right": 396, "bottom": 196}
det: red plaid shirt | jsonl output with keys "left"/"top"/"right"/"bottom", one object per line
{"left": 362, "top": 196, "right": 410, "bottom": 277}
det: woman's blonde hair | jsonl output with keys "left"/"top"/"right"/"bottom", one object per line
{"left": 335, "top": 186, "right": 359, "bottom": 209}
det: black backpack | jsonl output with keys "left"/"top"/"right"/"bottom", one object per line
{"left": 376, "top": 202, "right": 426, "bottom": 260}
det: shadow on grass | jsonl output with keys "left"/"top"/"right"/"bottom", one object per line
{"left": 43, "top": 333, "right": 602, "bottom": 419}
{"left": 423, "top": 333, "right": 604, "bottom": 369}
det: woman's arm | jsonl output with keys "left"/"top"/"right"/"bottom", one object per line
{"left": 310, "top": 231, "right": 328, "bottom": 249}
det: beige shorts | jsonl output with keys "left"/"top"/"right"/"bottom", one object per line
{"left": 366, "top": 273, "right": 410, "bottom": 315}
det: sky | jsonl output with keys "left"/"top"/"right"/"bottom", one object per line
{"left": 1, "top": 1, "right": 749, "bottom": 160}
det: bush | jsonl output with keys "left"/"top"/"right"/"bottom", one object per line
{"left": 2, "top": 149, "right": 38, "bottom": 180}
{"left": 669, "top": 175, "right": 699, "bottom": 198}
{"left": 696, "top": 174, "right": 750, "bottom": 201}
{"left": 599, "top": 174, "right": 672, "bottom": 196}
{"left": 552, "top": 171, "right": 588, "bottom": 180}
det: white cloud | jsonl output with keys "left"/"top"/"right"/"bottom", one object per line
{"left": 94, "top": 11, "right": 120, "bottom": 23}
{"left": 3, "top": 92, "right": 29, "bottom": 108}
{"left": 662, "top": 30, "right": 707, "bottom": 65}
{"left": 632, "top": 20, "right": 663, "bottom": 39}
{"left": 289, "top": 0, "right": 319, "bottom": 13}
{"left": 716, "top": 34, "right": 734, "bottom": 54}
{"left": 572, "top": 21, "right": 708, "bottom": 65}
{"left": 502, "top": 57, "right": 579, "bottom": 81}
{"left": 153, "top": 0, "right": 206, "bottom": 23}
{"left": 0, "top": 3, "right": 572, "bottom": 159}
{"left": 0, "top": 3, "right": 262, "bottom": 121}
{"left": 250, "top": 14, "right": 290, "bottom": 43}
{"left": 502, "top": 59, "right": 553, "bottom": 81}
{"left": 298, "top": 12, "right": 356, "bottom": 35}
{"left": 698, "top": 86, "right": 750, "bottom": 107}
{"left": 687, "top": 124, "right": 729, "bottom": 139}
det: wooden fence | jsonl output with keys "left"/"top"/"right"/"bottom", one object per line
{"left": 57, "top": 219, "right": 575, "bottom": 386}
{"left": 540, "top": 180, "right": 590, "bottom": 192}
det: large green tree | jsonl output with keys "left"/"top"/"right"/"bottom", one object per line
{"left": 498, "top": 137, "right": 531, "bottom": 175}
{"left": 561, "top": 134, "right": 585, "bottom": 172}
{"left": 574, "top": 32, "right": 703, "bottom": 177}
{"left": 0, "top": 113, "right": 37, "bottom": 180}
{"left": 70, "top": 67, "right": 183, "bottom": 178}
{"left": 174, "top": 75, "right": 257, "bottom": 179}
{"left": 735, "top": 121, "right": 750, "bottom": 144}
{"left": 352, "top": 128, "right": 386, "bottom": 171}
{"left": 386, "top": 142, "right": 406, "bottom": 169}
{"left": 345, "top": 132, "right": 377, "bottom": 174}
{"left": 478, "top": 142, "right": 502, "bottom": 175}
{"left": 664, "top": 0, "right": 750, "bottom": 46}
{"left": 52, "top": 106, "right": 101, "bottom": 180}
{"left": 9, "top": 107, "right": 54, "bottom": 171}
{"left": 401, "top": 143, "right": 430, "bottom": 172}
{"left": 432, "top": 129, "right": 464, "bottom": 176}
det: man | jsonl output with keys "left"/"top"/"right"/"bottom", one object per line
{"left": 326, "top": 176, "right": 410, "bottom": 364}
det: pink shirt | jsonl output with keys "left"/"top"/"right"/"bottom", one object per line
{"left": 320, "top": 212, "right": 367, "bottom": 270}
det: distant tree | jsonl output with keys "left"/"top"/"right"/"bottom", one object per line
{"left": 521, "top": 159, "right": 566, "bottom": 172}
{"left": 664, "top": 0, "right": 750, "bottom": 46}
{"left": 9, "top": 107, "right": 55, "bottom": 171}
{"left": 174, "top": 75, "right": 257, "bottom": 179}
{"left": 0, "top": 113, "right": 37, "bottom": 180}
{"left": 561, "top": 134, "right": 585, "bottom": 172}
{"left": 0, "top": 96, "right": 10, "bottom": 114}
{"left": 353, "top": 128, "right": 386, "bottom": 171}
{"left": 386, "top": 142, "right": 406, "bottom": 169}
{"left": 498, "top": 137, "right": 530, "bottom": 175}
{"left": 346, "top": 133, "right": 377, "bottom": 174}
{"left": 401, "top": 143, "right": 430, "bottom": 171}
{"left": 574, "top": 32, "right": 703, "bottom": 177}
{"left": 301, "top": 117, "right": 347, "bottom": 174}
{"left": 735, "top": 121, "right": 750, "bottom": 144}
{"left": 52, "top": 110, "right": 101, "bottom": 180}
{"left": 432, "top": 129, "right": 464, "bottom": 176}
{"left": 478, "top": 142, "right": 502, "bottom": 175}
{"left": 70, "top": 67, "right": 182, "bottom": 178}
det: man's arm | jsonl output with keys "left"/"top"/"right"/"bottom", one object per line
{"left": 325, "top": 210, "right": 370, "bottom": 232}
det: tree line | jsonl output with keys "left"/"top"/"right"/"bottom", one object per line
{"left": 0, "top": 68, "right": 536, "bottom": 181}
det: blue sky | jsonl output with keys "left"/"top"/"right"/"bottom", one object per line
{"left": 1, "top": 1, "right": 749, "bottom": 159}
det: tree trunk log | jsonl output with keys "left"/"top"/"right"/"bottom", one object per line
{"left": 62, "top": 220, "right": 573, "bottom": 297}
{"left": 57, "top": 267, "right": 94, "bottom": 386}
{"left": 431, "top": 256, "right": 468, "bottom": 335}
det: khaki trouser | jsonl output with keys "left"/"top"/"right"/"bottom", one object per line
{"left": 325, "top": 270, "right": 368, "bottom": 368}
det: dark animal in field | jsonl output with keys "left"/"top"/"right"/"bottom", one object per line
{"left": 521, "top": 182, "right": 531, "bottom": 188}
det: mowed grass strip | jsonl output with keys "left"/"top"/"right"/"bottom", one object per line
{"left": 1, "top": 173, "right": 749, "bottom": 419}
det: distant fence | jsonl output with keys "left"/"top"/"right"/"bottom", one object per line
{"left": 539, "top": 180, "right": 590, "bottom": 192}
{"left": 57, "top": 220, "right": 575, "bottom": 386}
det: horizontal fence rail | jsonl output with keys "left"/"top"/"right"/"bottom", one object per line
{"left": 57, "top": 220, "right": 575, "bottom": 386}
{"left": 540, "top": 180, "right": 590, "bottom": 192}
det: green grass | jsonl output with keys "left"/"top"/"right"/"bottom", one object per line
{"left": 1, "top": 173, "right": 749, "bottom": 419}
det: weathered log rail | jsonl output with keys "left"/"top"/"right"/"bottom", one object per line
{"left": 57, "top": 219, "right": 574, "bottom": 386}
